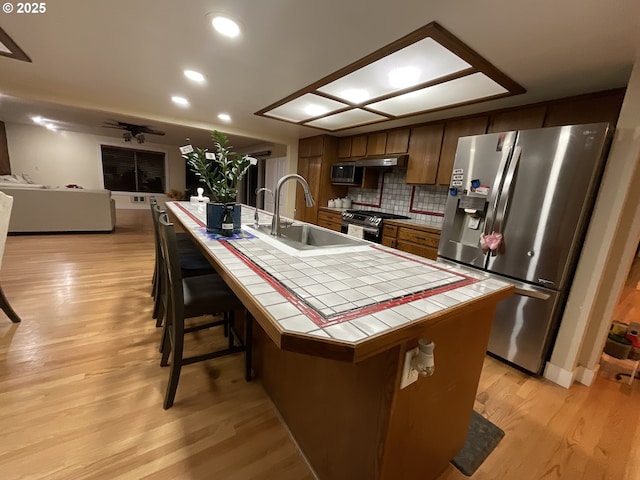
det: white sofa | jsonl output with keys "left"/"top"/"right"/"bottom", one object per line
{"left": 0, "top": 184, "right": 116, "bottom": 233}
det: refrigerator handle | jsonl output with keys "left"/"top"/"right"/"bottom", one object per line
{"left": 493, "top": 146, "right": 522, "bottom": 234}
{"left": 483, "top": 146, "right": 513, "bottom": 236}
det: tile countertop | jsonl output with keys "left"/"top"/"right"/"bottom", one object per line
{"left": 166, "top": 202, "right": 512, "bottom": 362}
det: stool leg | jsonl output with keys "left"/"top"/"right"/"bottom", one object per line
{"left": 0, "top": 284, "right": 21, "bottom": 323}
{"left": 245, "top": 313, "right": 253, "bottom": 381}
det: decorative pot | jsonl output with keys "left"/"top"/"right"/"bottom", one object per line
{"left": 206, "top": 202, "right": 241, "bottom": 234}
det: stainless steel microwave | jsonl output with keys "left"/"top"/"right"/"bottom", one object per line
{"left": 330, "top": 162, "right": 362, "bottom": 185}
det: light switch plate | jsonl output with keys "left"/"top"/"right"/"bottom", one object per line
{"left": 400, "top": 347, "right": 419, "bottom": 389}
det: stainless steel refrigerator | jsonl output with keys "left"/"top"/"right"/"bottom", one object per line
{"left": 438, "top": 123, "right": 612, "bottom": 374}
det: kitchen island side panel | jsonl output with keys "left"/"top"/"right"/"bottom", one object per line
{"left": 252, "top": 323, "right": 399, "bottom": 480}
{"left": 380, "top": 301, "right": 499, "bottom": 480}
{"left": 253, "top": 297, "right": 502, "bottom": 480}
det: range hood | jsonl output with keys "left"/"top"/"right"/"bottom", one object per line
{"left": 354, "top": 154, "right": 408, "bottom": 168}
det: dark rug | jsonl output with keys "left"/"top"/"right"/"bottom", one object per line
{"left": 451, "top": 411, "right": 505, "bottom": 476}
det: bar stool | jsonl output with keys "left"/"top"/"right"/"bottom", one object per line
{"left": 157, "top": 212, "right": 252, "bottom": 409}
{"left": 150, "top": 201, "right": 214, "bottom": 327}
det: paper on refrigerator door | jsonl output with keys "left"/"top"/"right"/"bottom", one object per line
{"left": 347, "top": 224, "right": 364, "bottom": 239}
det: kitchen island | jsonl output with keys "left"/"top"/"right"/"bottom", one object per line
{"left": 166, "top": 201, "right": 513, "bottom": 480}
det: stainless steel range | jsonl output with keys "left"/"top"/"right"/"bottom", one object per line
{"left": 341, "top": 209, "right": 409, "bottom": 243}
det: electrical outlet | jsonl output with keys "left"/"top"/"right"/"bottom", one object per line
{"left": 400, "top": 347, "right": 419, "bottom": 389}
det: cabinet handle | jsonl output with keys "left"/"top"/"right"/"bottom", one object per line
{"left": 415, "top": 235, "right": 426, "bottom": 241}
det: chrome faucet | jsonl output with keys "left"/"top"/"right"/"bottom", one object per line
{"left": 254, "top": 187, "right": 273, "bottom": 227}
{"left": 271, "top": 174, "right": 314, "bottom": 236}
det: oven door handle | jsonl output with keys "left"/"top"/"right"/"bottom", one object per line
{"left": 341, "top": 223, "right": 379, "bottom": 235}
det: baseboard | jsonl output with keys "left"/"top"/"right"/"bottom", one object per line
{"left": 575, "top": 364, "right": 600, "bottom": 386}
{"left": 543, "top": 362, "right": 576, "bottom": 388}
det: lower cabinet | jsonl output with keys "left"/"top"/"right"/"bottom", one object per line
{"left": 384, "top": 222, "right": 440, "bottom": 260}
{"left": 317, "top": 208, "right": 342, "bottom": 232}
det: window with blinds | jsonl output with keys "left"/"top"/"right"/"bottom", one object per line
{"left": 101, "top": 145, "right": 165, "bottom": 193}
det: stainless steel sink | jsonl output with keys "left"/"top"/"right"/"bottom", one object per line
{"left": 247, "top": 223, "right": 368, "bottom": 251}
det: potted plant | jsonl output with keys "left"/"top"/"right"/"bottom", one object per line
{"left": 181, "top": 131, "right": 256, "bottom": 233}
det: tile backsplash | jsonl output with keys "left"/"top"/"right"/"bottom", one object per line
{"left": 347, "top": 168, "right": 448, "bottom": 228}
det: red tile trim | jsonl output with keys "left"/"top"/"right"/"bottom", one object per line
{"left": 409, "top": 186, "right": 445, "bottom": 216}
{"left": 174, "top": 202, "right": 206, "bottom": 227}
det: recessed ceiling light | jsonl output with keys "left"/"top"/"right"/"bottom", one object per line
{"left": 171, "top": 96, "right": 190, "bottom": 106}
{"left": 211, "top": 15, "right": 241, "bottom": 38}
{"left": 218, "top": 113, "right": 231, "bottom": 122}
{"left": 32, "top": 116, "right": 45, "bottom": 124}
{"left": 184, "top": 70, "right": 205, "bottom": 82}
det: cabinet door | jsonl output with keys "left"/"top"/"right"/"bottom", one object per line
{"left": 302, "top": 156, "right": 322, "bottom": 223}
{"left": 436, "top": 116, "right": 488, "bottom": 185}
{"left": 543, "top": 91, "right": 625, "bottom": 127}
{"left": 488, "top": 106, "right": 546, "bottom": 133}
{"left": 385, "top": 129, "right": 410, "bottom": 154}
{"left": 366, "top": 132, "right": 387, "bottom": 155}
{"left": 299, "top": 136, "right": 324, "bottom": 158}
{"left": 296, "top": 156, "right": 321, "bottom": 223}
{"left": 406, "top": 124, "right": 444, "bottom": 184}
{"left": 351, "top": 135, "right": 367, "bottom": 157}
{"left": 337, "top": 137, "right": 352, "bottom": 158}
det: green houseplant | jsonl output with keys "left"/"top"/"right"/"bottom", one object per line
{"left": 181, "top": 131, "right": 256, "bottom": 233}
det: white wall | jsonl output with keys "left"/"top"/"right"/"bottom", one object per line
{"left": 5, "top": 122, "right": 185, "bottom": 208}
{"left": 5, "top": 122, "right": 300, "bottom": 214}
{"left": 545, "top": 56, "right": 640, "bottom": 387}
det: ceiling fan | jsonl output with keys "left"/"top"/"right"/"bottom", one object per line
{"left": 102, "top": 120, "right": 166, "bottom": 144}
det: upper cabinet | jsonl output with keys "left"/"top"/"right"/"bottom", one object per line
{"left": 351, "top": 135, "right": 367, "bottom": 157}
{"left": 385, "top": 129, "right": 410, "bottom": 154}
{"left": 338, "top": 130, "right": 408, "bottom": 158}
{"left": 337, "top": 137, "right": 352, "bottom": 158}
{"left": 543, "top": 90, "right": 625, "bottom": 128}
{"left": 488, "top": 106, "right": 546, "bottom": 133}
{"left": 299, "top": 136, "right": 324, "bottom": 158}
{"left": 406, "top": 124, "right": 444, "bottom": 185}
{"left": 366, "top": 132, "right": 387, "bottom": 156}
{"left": 436, "top": 116, "right": 488, "bottom": 185}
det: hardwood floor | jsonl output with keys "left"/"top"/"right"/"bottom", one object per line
{"left": 0, "top": 210, "right": 638, "bottom": 480}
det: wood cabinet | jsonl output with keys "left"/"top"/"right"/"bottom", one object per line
{"left": 296, "top": 136, "right": 346, "bottom": 225}
{"left": 385, "top": 129, "right": 410, "bottom": 154}
{"left": 317, "top": 208, "right": 343, "bottom": 232}
{"left": 351, "top": 135, "right": 367, "bottom": 157}
{"left": 299, "top": 136, "right": 324, "bottom": 158}
{"left": 381, "top": 224, "right": 398, "bottom": 248}
{"left": 337, "top": 137, "right": 352, "bottom": 158}
{"left": 406, "top": 124, "right": 445, "bottom": 185}
{"left": 366, "top": 132, "right": 387, "bottom": 156}
{"left": 488, "top": 106, "right": 546, "bottom": 133}
{"left": 382, "top": 221, "right": 441, "bottom": 261}
{"left": 436, "top": 116, "right": 489, "bottom": 186}
{"left": 543, "top": 89, "right": 625, "bottom": 127}
{"left": 396, "top": 225, "right": 440, "bottom": 260}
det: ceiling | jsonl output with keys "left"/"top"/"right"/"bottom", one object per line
{"left": 0, "top": 0, "right": 638, "bottom": 151}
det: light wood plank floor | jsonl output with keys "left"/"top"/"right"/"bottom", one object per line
{"left": 1, "top": 210, "right": 638, "bottom": 480}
